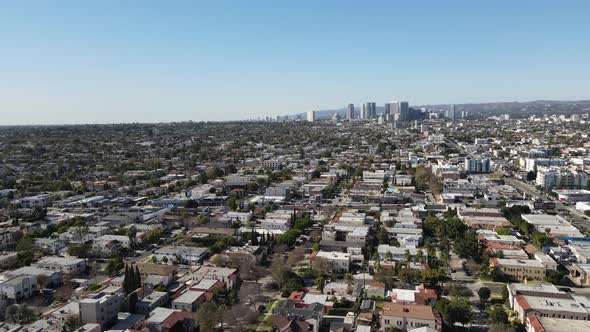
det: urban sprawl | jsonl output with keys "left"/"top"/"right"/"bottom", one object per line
{"left": 1, "top": 101, "right": 590, "bottom": 332}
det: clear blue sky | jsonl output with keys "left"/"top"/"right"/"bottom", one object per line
{"left": 1, "top": 0, "right": 589, "bottom": 124}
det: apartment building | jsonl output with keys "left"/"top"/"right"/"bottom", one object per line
{"left": 33, "top": 256, "right": 86, "bottom": 275}
{"left": 80, "top": 291, "right": 125, "bottom": 327}
{"left": 490, "top": 258, "right": 546, "bottom": 281}
{"left": 171, "top": 290, "right": 205, "bottom": 312}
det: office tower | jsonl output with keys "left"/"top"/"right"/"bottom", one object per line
{"left": 390, "top": 101, "right": 400, "bottom": 122}
{"left": 370, "top": 102, "right": 377, "bottom": 118}
{"left": 384, "top": 103, "right": 392, "bottom": 116}
{"left": 361, "top": 104, "right": 368, "bottom": 119}
{"left": 347, "top": 103, "right": 355, "bottom": 121}
{"left": 446, "top": 104, "right": 456, "bottom": 121}
{"left": 364, "top": 102, "right": 376, "bottom": 119}
{"left": 384, "top": 103, "right": 392, "bottom": 122}
{"left": 307, "top": 110, "right": 316, "bottom": 122}
{"left": 398, "top": 101, "right": 409, "bottom": 121}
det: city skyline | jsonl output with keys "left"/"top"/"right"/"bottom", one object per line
{"left": 1, "top": 1, "right": 590, "bottom": 125}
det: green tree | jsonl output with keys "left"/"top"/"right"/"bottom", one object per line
{"left": 488, "top": 305, "right": 509, "bottom": 325}
{"left": 478, "top": 286, "right": 491, "bottom": 303}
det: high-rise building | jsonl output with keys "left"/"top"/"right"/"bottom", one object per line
{"left": 307, "top": 110, "right": 316, "bottom": 123}
{"left": 347, "top": 103, "right": 355, "bottom": 121}
{"left": 364, "top": 102, "right": 376, "bottom": 119}
{"left": 398, "top": 101, "right": 409, "bottom": 121}
{"left": 447, "top": 104, "right": 456, "bottom": 121}
{"left": 361, "top": 104, "right": 368, "bottom": 119}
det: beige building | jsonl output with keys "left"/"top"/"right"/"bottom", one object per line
{"left": 490, "top": 258, "right": 546, "bottom": 281}
{"left": 380, "top": 303, "right": 442, "bottom": 331}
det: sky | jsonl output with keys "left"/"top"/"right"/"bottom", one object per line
{"left": 1, "top": 0, "right": 590, "bottom": 125}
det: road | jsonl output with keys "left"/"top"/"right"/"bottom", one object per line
{"left": 505, "top": 178, "right": 590, "bottom": 235}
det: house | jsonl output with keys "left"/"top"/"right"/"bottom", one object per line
{"left": 171, "top": 290, "right": 206, "bottom": 312}
{"left": 380, "top": 303, "right": 442, "bottom": 331}
{"left": 389, "top": 284, "right": 437, "bottom": 305}
{"left": 490, "top": 258, "right": 546, "bottom": 281}
{"left": 144, "top": 307, "right": 194, "bottom": 332}
{"left": 219, "top": 245, "right": 267, "bottom": 265}
{"left": 274, "top": 300, "right": 324, "bottom": 332}
{"left": 33, "top": 256, "right": 87, "bottom": 275}
{"left": 192, "top": 265, "right": 239, "bottom": 289}
{"left": 365, "top": 282, "right": 386, "bottom": 299}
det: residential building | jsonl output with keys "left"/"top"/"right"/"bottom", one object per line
{"left": 490, "top": 258, "right": 546, "bottom": 281}
{"left": 171, "top": 290, "right": 205, "bottom": 312}
{"left": 153, "top": 246, "right": 208, "bottom": 265}
{"left": 144, "top": 307, "right": 194, "bottom": 332}
{"left": 526, "top": 315, "right": 590, "bottom": 332}
{"left": 381, "top": 303, "right": 442, "bottom": 331}
{"left": 192, "top": 265, "right": 239, "bottom": 289}
{"left": 136, "top": 291, "right": 170, "bottom": 315}
{"left": 80, "top": 291, "right": 125, "bottom": 327}
{"left": 464, "top": 158, "right": 491, "bottom": 174}
{"left": 33, "top": 256, "right": 86, "bottom": 275}
{"left": 311, "top": 251, "right": 351, "bottom": 273}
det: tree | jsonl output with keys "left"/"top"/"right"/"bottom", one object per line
{"left": 227, "top": 196, "right": 238, "bottom": 211}
{"left": 398, "top": 268, "right": 422, "bottom": 285}
{"left": 344, "top": 273, "right": 354, "bottom": 285}
{"left": 415, "top": 249, "right": 425, "bottom": 264}
{"left": 478, "top": 287, "right": 491, "bottom": 303}
{"left": 37, "top": 274, "right": 50, "bottom": 290}
{"left": 134, "top": 265, "right": 142, "bottom": 290}
{"left": 127, "top": 226, "right": 137, "bottom": 250}
{"left": 435, "top": 297, "right": 473, "bottom": 327}
{"left": 64, "top": 314, "right": 82, "bottom": 331}
{"left": 316, "top": 276, "right": 325, "bottom": 293}
{"left": 105, "top": 257, "right": 124, "bottom": 276}
{"left": 489, "top": 305, "right": 509, "bottom": 325}
{"left": 270, "top": 256, "right": 290, "bottom": 289}
{"left": 197, "top": 302, "right": 224, "bottom": 332}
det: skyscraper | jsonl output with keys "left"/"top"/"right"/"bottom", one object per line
{"left": 446, "top": 104, "right": 456, "bottom": 121}
{"left": 390, "top": 101, "right": 400, "bottom": 122}
{"left": 369, "top": 102, "right": 377, "bottom": 118}
{"left": 347, "top": 103, "right": 355, "bottom": 121}
{"left": 364, "top": 102, "right": 376, "bottom": 119}
{"left": 361, "top": 104, "right": 368, "bottom": 119}
{"left": 398, "top": 101, "right": 409, "bottom": 121}
{"left": 307, "top": 110, "right": 316, "bottom": 123}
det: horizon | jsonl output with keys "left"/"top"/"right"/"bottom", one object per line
{"left": 2, "top": 1, "right": 590, "bottom": 125}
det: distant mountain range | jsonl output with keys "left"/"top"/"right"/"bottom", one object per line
{"left": 292, "top": 100, "right": 590, "bottom": 119}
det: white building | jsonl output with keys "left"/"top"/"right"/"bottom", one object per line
{"left": 307, "top": 110, "right": 316, "bottom": 123}
{"left": 464, "top": 158, "right": 491, "bottom": 174}
{"left": 80, "top": 291, "right": 125, "bottom": 327}
{"left": 536, "top": 167, "right": 588, "bottom": 191}
{"left": 153, "top": 246, "right": 209, "bottom": 265}
{"left": 312, "top": 251, "right": 351, "bottom": 273}
{"left": 33, "top": 256, "right": 86, "bottom": 275}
